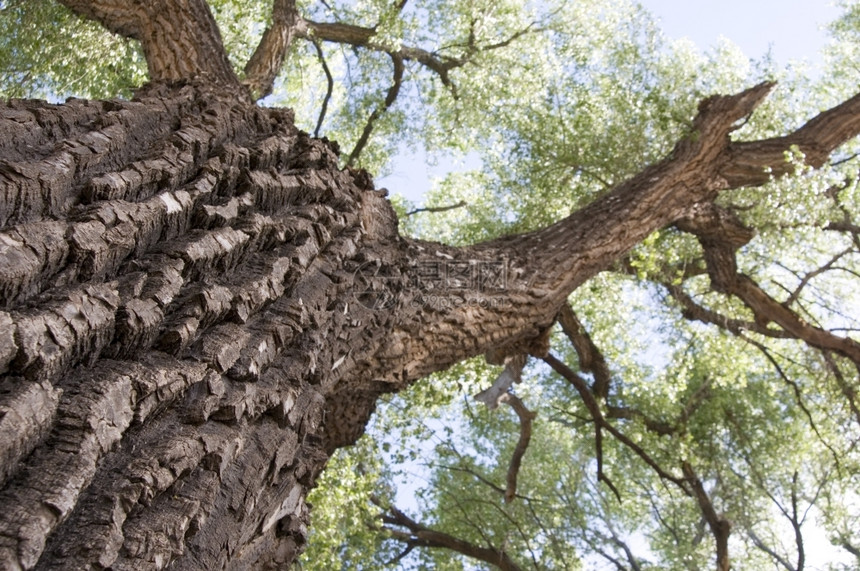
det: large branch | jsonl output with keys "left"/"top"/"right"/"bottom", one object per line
{"left": 56, "top": 0, "right": 140, "bottom": 36}
{"left": 720, "top": 91, "right": 860, "bottom": 186}
{"left": 58, "top": 0, "right": 238, "bottom": 85}
{"left": 378, "top": 83, "right": 860, "bottom": 391}
{"left": 243, "top": 0, "right": 301, "bottom": 99}
{"left": 381, "top": 84, "right": 777, "bottom": 381}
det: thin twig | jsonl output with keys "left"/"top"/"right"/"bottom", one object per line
{"left": 405, "top": 200, "right": 467, "bottom": 217}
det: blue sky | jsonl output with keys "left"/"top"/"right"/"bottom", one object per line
{"left": 378, "top": 1, "right": 844, "bottom": 204}
{"left": 643, "top": 0, "right": 840, "bottom": 65}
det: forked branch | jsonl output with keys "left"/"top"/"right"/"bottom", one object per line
{"left": 557, "top": 304, "right": 612, "bottom": 399}
{"left": 300, "top": 17, "right": 541, "bottom": 96}
{"left": 375, "top": 500, "right": 525, "bottom": 571}
{"left": 542, "top": 353, "right": 689, "bottom": 496}
{"left": 720, "top": 91, "right": 860, "bottom": 186}
{"left": 677, "top": 203, "right": 860, "bottom": 367}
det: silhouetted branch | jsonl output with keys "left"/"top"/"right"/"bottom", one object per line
{"left": 311, "top": 39, "right": 333, "bottom": 137}
{"left": 374, "top": 499, "right": 525, "bottom": 571}
{"left": 405, "top": 200, "right": 467, "bottom": 217}
{"left": 499, "top": 393, "right": 536, "bottom": 503}
{"left": 543, "top": 353, "right": 689, "bottom": 496}
{"left": 347, "top": 53, "right": 404, "bottom": 165}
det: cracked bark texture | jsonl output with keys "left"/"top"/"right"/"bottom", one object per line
{"left": 0, "top": 82, "right": 407, "bottom": 569}
{"left": 1, "top": 1, "right": 860, "bottom": 569}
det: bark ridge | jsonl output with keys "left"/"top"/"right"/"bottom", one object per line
{"left": 0, "top": 82, "right": 403, "bottom": 569}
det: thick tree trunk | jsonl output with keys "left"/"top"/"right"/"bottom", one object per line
{"left": 2, "top": 4, "right": 860, "bottom": 568}
{"left": 0, "top": 82, "right": 408, "bottom": 569}
{"left": 2, "top": 78, "right": 860, "bottom": 569}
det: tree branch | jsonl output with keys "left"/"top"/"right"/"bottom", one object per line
{"left": 243, "top": 0, "right": 301, "bottom": 99}
{"left": 557, "top": 303, "right": 612, "bottom": 399}
{"left": 300, "top": 17, "right": 541, "bottom": 97}
{"left": 311, "top": 39, "right": 334, "bottom": 137}
{"left": 436, "top": 464, "right": 508, "bottom": 496}
{"left": 735, "top": 338, "right": 843, "bottom": 467}
{"left": 405, "top": 200, "right": 467, "bottom": 217}
{"left": 56, "top": 0, "right": 139, "bottom": 37}
{"left": 382, "top": 83, "right": 860, "bottom": 402}
{"left": 377, "top": 501, "right": 525, "bottom": 571}
{"left": 719, "top": 91, "right": 860, "bottom": 187}
{"left": 499, "top": 393, "right": 536, "bottom": 503}
{"left": 780, "top": 246, "right": 856, "bottom": 309}
{"left": 748, "top": 530, "right": 796, "bottom": 571}
{"left": 682, "top": 461, "right": 732, "bottom": 571}
{"left": 665, "top": 281, "right": 793, "bottom": 339}
{"left": 542, "top": 353, "right": 689, "bottom": 494}
{"left": 840, "top": 539, "right": 860, "bottom": 559}
{"left": 822, "top": 351, "right": 860, "bottom": 426}
{"left": 475, "top": 354, "right": 526, "bottom": 409}
{"left": 59, "top": 0, "right": 238, "bottom": 85}
{"left": 347, "top": 53, "right": 404, "bottom": 166}
{"left": 605, "top": 377, "right": 710, "bottom": 440}
{"left": 605, "top": 405, "right": 676, "bottom": 436}
{"left": 300, "top": 19, "right": 459, "bottom": 91}
{"left": 678, "top": 203, "right": 860, "bottom": 367}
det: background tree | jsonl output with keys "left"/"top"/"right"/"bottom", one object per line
{"left": 0, "top": 0, "right": 859, "bottom": 570}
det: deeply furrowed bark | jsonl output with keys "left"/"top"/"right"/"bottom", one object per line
{"left": 2, "top": 2, "right": 860, "bottom": 568}
{"left": 57, "top": 0, "right": 238, "bottom": 86}
{"left": 1, "top": 77, "right": 857, "bottom": 570}
{"left": 0, "top": 82, "right": 407, "bottom": 569}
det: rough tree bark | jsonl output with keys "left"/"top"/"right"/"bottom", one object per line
{"left": 1, "top": 1, "right": 859, "bottom": 569}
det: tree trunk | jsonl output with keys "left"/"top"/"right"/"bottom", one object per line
{"left": 0, "top": 82, "right": 403, "bottom": 569}
{"left": 0, "top": 78, "right": 598, "bottom": 570}
{"left": 3, "top": 5, "right": 860, "bottom": 569}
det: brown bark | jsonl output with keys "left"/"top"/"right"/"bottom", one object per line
{"left": 0, "top": 82, "right": 404, "bottom": 569}
{"left": 2, "top": 3, "right": 860, "bottom": 569}
{"left": 1, "top": 78, "right": 858, "bottom": 570}
{"left": 58, "top": 0, "right": 238, "bottom": 86}
{"left": 243, "top": 0, "right": 301, "bottom": 99}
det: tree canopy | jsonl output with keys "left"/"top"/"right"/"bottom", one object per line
{"left": 2, "top": 0, "right": 860, "bottom": 569}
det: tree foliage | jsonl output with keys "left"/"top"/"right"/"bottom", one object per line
{"left": 2, "top": 0, "right": 859, "bottom": 569}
